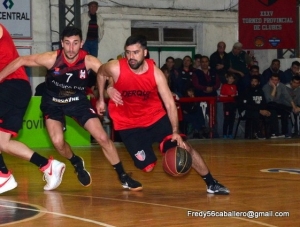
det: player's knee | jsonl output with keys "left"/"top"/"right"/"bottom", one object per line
{"left": 93, "top": 133, "right": 110, "bottom": 146}
{"left": 51, "top": 136, "right": 65, "bottom": 150}
{"left": 142, "top": 162, "right": 156, "bottom": 172}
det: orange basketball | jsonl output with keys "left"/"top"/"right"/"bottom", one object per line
{"left": 162, "top": 146, "right": 192, "bottom": 177}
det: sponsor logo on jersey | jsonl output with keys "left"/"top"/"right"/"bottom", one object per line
{"left": 52, "top": 96, "right": 80, "bottom": 103}
{"left": 53, "top": 67, "right": 60, "bottom": 75}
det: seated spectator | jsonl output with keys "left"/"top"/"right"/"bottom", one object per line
{"left": 261, "top": 59, "right": 285, "bottom": 86}
{"left": 240, "top": 65, "right": 263, "bottom": 90}
{"left": 239, "top": 76, "right": 272, "bottom": 139}
{"left": 249, "top": 65, "right": 261, "bottom": 76}
{"left": 283, "top": 61, "right": 300, "bottom": 84}
{"left": 192, "top": 56, "right": 220, "bottom": 97}
{"left": 193, "top": 54, "right": 202, "bottom": 70}
{"left": 263, "top": 73, "right": 298, "bottom": 138}
{"left": 170, "top": 55, "right": 194, "bottom": 97}
{"left": 210, "top": 41, "right": 230, "bottom": 84}
{"left": 219, "top": 73, "right": 238, "bottom": 139}
{"left": 228, "top": 42, "right": 252, "bottom": 94}
{"left": 285, "top": 75, "right": 300, "bottom": 137}
{"left": 181, "top": 87, "right": 206, "bottom": 139}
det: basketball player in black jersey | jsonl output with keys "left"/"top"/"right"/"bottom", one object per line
{"left": 0, "top": 26, "right": 142, "bottom": 191}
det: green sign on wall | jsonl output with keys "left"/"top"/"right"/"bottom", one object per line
{"left": 16, "top": 97, "right": 90, "bottom": 148}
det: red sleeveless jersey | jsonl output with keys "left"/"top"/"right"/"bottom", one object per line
{"left": 108, "top": 58, "right": 166, "bottom": 130}
{"left": 0, "top": 24, "right": 28, "bottom": 82}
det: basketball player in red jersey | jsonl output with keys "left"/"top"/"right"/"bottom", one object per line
{"left": 0, "top": 26, "right": 142, "bottom": 191}
{"left": 0, "top": 24, "right": 66, "bottom": 194}
{"left": 97, "top": 35, "right": 229, "bottom": 195}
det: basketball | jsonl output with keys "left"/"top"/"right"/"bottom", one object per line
{"left": 162, "top": 146, "right": 192, "bottom": 177}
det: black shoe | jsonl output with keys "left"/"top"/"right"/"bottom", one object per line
{"left": 254, "top": 133, "right": 265, "bottom": 140}
{"left": 119, "top": 173, "right": 143, "bottom": 191}
{"left": 73, "top": 157, "right": 92, "bottom": 187}
{"left": 207, "top": 180, "right": 229, "bottom": 195}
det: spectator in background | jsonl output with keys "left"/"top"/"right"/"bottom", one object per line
{"left": 285, "top": 75, "right": 300, "bottom": 137}
{"left": 161, "top": 56, "right": 177, "bottom": 90}
{"left": 239, "top": 76, "right": 272, "bottom": 139}
{"left": 161, "top": 56, "right": 175, "bottom": 73}
{"left": 181, "top": 87, "right": 206, "bottom": 139}
{"left": 193, "top": 54, "right": 202, "bottom": 70}
{"left": 263, "top": 74, "right": 298, "bottom": 138}
{"left": 240, "top": 65, "right": 262, "bottom": 91}
{"left": 193, "top": 56, "right": 221, "bottom": 138}
{"left": 219, "top": 73, "right": 238, "bottom": 139}
{"left": 283, "top": 61, "right": 300, "bottom": 84}
{"left": 261, "top": 59, "right": 285, "bottom": 86}
{"left": 170, "top": 55, "right": 194, "bottom": 97}
{"left": 249, "top": 65, "right": 261, "bottom": 76}
{"left": 81, "top": 1, "right": 104, "bottom": 58}
{"left": 209, "top": 41, "right": 230, "bottom": 84}
{"left": 161, "top": 65, "right": 172, "bottom": 89}
{"left": 228, "top": 42, "right": 252, "bottom": 94}
{"left": 192, "top": 56, "right": 220, "bottom": 97}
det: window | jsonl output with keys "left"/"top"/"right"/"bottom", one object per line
{"left": 131, "top": 21, "right": 196, "bottom": 45}
{"left": 131, "top": 28, "right": 159, "bottom": 41}
{"left": 163, "top": 28, "right": 194, "bottom": 42}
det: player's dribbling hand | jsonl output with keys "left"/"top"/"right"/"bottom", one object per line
{"left": 107, "top": 87, "right": 123, "bottom": 106}
{"left": 171, "top": 133, "right": 185, "bottom": 148}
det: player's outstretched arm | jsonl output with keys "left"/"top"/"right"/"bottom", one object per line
{"left": 0, "top": 52, "right": 57, "bottom": 82}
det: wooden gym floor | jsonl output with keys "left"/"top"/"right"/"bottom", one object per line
{"left": 0, "top": 138, "right": 299, "bottom": 227}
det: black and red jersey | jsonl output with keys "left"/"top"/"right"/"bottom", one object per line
{"left": 45, "top": 49, "right": 90, "bottom": 98}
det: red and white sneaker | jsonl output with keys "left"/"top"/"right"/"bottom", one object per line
{"left": 0, "top": 171, "right": 17, "bottom": 194}
{"left": 40, "top": 158, "right": 65, "bottom": 191}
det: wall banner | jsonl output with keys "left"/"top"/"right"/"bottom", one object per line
{"left": 238, "top": 0, "right": 296, "bottom": 49}
{"left": 0, "top": 0, "right": 32, "bottom": 39}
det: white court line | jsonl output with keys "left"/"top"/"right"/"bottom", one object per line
{"left": 0, "top": 204, "right": 115, "bottom": 227}
{"left": 60, "top": 193, "right": 278, "bottom": 227}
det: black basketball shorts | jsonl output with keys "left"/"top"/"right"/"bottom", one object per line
{"left": 118, "top": 114, "right": 175, "bottom": 170}
{"left": 40, "top": 94, "right": 98, "bottom": 127}
{"left": 0, "top": 80, "right": 32, "bottom": 137}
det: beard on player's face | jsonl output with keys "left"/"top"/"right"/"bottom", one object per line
{"left": 128, "top": 57, "right": 145, "bottom": 70}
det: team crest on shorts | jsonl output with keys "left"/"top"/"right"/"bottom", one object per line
{"left": 135, "top": 150, "right": 146, "bottom": 161}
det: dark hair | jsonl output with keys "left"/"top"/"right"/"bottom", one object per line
{"left": 271, "top": 59, "right": 280, "bottom": 64}
{"left": 291, "top": 61, "right": 300, "bottom": 67}
{"left": 250, "top": 65, "right": 259, "bottom": 71}
{"left": 292, "top": 75, "right": 300, "bottom": 81}
{"left": 61, "top": 26, "right": 82, "bottom": 41}
{"left": 271, "top": 73, "right": 280, "bottom": 79}
{"left": 194, "top": 54, "right": 202, "bottom": 60}
{"left": 88, "top": 1, "right": 98, "bottom": 7}
{"left": 183, "top": 55, "right": 192, "bottom": 62}
{"left": 200, "top": 56, "right": 209, "bottom": 61}
{"left": 251, "top": 75, "right": 260, "bottom": 82}
{"left": 124, "top": 35, "right": 147, "bottom": 49}
{"left": 166, "top": 56, "right": 175, "bottom": 62}
{"left": 226, "top": 73, "right": 235, "bottom": 80}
